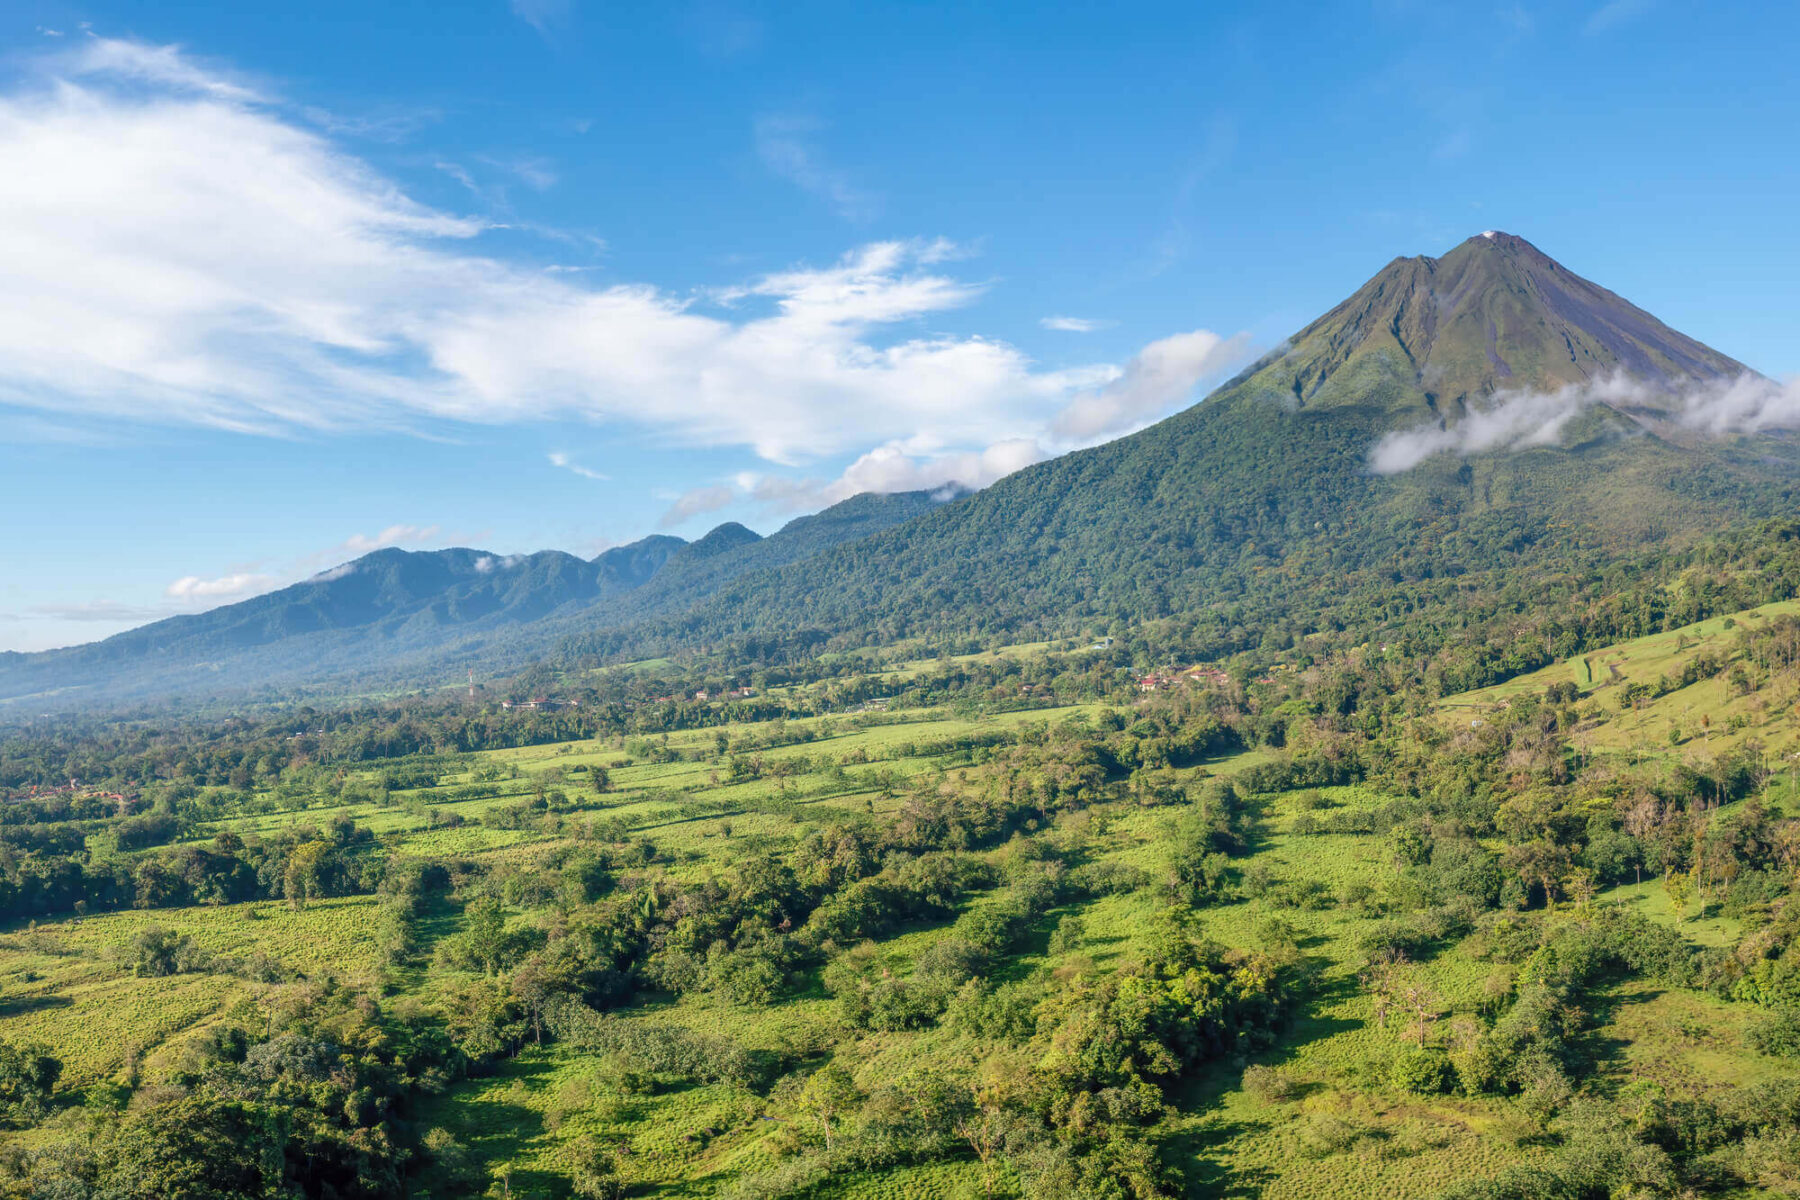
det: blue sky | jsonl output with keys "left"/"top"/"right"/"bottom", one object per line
{"left": 2, "top": 0, "right": 1796, "bottom": 651}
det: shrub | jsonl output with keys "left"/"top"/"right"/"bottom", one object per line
{"left": 1746, "top": 1006, "right": 1800, "bottom": 1058}
{"left": 0, "top": 1040, "right": 60, "bottom": 1126}
{"left": 567, "top": 1134, "right": 624, "bottom": 1200}
{"left": 1390, "top": 1046, "right": 1454, "bottom": 1094}
{"left": 1241, "top": 1064, "right": 1296, "bottom": 1103}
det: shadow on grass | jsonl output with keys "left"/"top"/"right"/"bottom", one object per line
{"left": 1577, "top": 982, "right": 1661, "bottom": 1088}
{"left": 0, "top": 992, "right": 71, "bottom": 1017}
{"left": 427, "top": 1054, "right": 567, "bottom": 1193}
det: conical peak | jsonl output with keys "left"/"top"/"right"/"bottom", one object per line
{"left": 1465, "top": 230, "right": 1532, "bottom": 250}
{"left": 1239, "top": 232, "right": 1746, "bottom": 411}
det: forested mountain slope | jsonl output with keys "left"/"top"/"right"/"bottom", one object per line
{"left": 7, "top": 234, "right": 1794, "bottom": 708}
{"left": 579, "top": 234, "right": 1795, "bottom": 661}
{"left": 0, "top": 491, "right": 946, "bottom": 707}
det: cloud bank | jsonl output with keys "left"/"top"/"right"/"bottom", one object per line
{"left": 1370, "top": 373, "right": 1800, "bottom": 474}
{"left": 0, "top": 38, "right": 1242, "bottom": 484}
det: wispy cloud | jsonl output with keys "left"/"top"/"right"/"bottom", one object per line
{"left": 659, "top": 484, "right": 737, "bottom": 528}
{"left": 686, "top": 4, "right": 765, "bottom": 58}
{"left": 1052, "top": 330, "right": 1252, "bottom": 441}
{"left": 0, "top": 38, "right": 1251, "bottom": 537}
{"left": 1369, "top": 385, "right": 1593, "bottom": 474}
{"left": 510, "top": 0, "right": 573, "bottom": 35}
{"left": 480, "top": 153, "right": 558, "bottom": 191}
{"left": 1368, "top": 372, "right": 1800, "bottom": 474}
{"left": 340, "top": 524, "right": 443, "bottom": 555}
{"left": 67, "top": 37, "right": 264, "bottom": 101}
{"left": 658, "top": 438, "right": 1045, "bottom": 528}
{"left": 301, "top": 104, "right": 440, "bottom": 143}
{"left": 16, "top": 600, "right": 167, "bottom": 623}
{"left": 1040, "top": 316, "right": 1112, "bottom": 333}
{"left": 165, "top": 572, "right": 277, "bottom": 601}
{"left": 548, "top": 450, "right": 607, "bottom": 480}
{"left": 1584, "top": 0, "right": 1652, "bottom": 34}
{"left": 1497, "top": 5, "right": 1535, "bottom": 36}
{"left": 754, "top": 114, "right": 879, "bottom": 223}
{"left": 1433, "top": 126, "right": 1473, "bottom": 162}
{"left": 294, "top": 524, "right": 448, "bottom": 570}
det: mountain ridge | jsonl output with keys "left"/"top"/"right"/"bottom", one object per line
{"left": 5, "top": 234, "right": 1792, "bottom": 709}
{"left": 552, "top": 232, "right": 1794, "bottom": 663}
{"left": 0, "top": 489, "right": 949, "bottom": 705}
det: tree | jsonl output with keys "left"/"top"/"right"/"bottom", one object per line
{"left": 795, "top": 1063, "right": 861, "bottom": 1151}
{"left": 1621, "top": 796, "right": 1660, "bottom": 889}
{"left": 282, "top": 840, "right": 336, "bottom": 911}
{"left": 1662, "top": 869, "right": 1694, "bottom": 923}
{"left": 0, "top": 1039, "right": 60, "bottom": 1126}
{"left": 567, "top": 1134, "right": 625, "bottom": 1200}
{"left": 948, "top": 1058, "right": 1032, "bottom": 1199}
{"left": 462, "top": 896, "right": 510, "bottom": 977}
{"left": 96, "top": 1097, "right": 284, "bottom": 1199}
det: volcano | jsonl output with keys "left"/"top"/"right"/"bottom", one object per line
{"left": 5, "top": 233, "right": 1793, "bottom": 706}
{"left": 1260, "top": 231, "right": 1749, "bottom": 416}
{"left": 607, "top": 233, "right": 1796, "bottom": 656}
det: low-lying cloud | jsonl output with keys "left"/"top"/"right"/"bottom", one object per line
{"left": 338, "top": 524, "right": 442, "bottom": 556}
{"left": 165, "top": 572, "right": 276, "bottom": 601}
{"left": 659, "top": 438, "right": 1048, "bottom": 528}
{"left": 1370, "top": 372, "right": 1800, "bottom": 475}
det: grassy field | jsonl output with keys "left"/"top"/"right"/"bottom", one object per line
{"left": 3, "top": 666, "right": 1794, "bottom": 1197}
{"left": 1441, "top": 598, "right": 1800, "bottom": 766}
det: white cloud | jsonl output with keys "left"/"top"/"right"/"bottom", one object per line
{"left": 1369, "top": 386, "right": 1593, "bottom": 474}
{"left": 827, "top": 438, "right": 1045, "bottom": 499}
{"left": 1672, "top": 373, "right": 1800, "bottom": 436}
{"left": 511, "top": 0, "right": 573, "bottom": 34}
{"left": 1052, "top": 330, "right": 1252, "bottom": 441}
{"left": 1040, "top": 316, "right": 1112, "bottom": 333}
{"left": 66, "top": 37, "right": 264, "bottom": 102}
{"left": 659, "top": 485, "right": 738, "bottom": 529}
{"left": 548, "top": 451, "right": 608, "bottom": 480}
{"left": 1368, "top": 372, "right": 1800, "bottom": 474}
{"left": 754, "top": 114, "right": 878, "bottom": 224}
{"left": 1585, "top": 0, "right": 1652, "bottom": 34}
{"left": 165, "top": 572, "right": 276, "bottom": 601}
{"left": 293, "top": 522, "right": 447, "bottom": 570}
{"left": 0, "top": 39, "right": 1249, "bottom": 515}
{"left": 659, "top": 438, "right": 1046, "bottom": 527}
{"left": 341, "top": 524, "right": 442, "bottom": 555}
